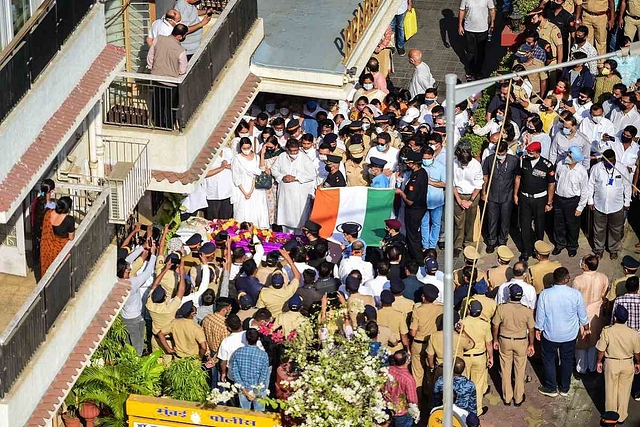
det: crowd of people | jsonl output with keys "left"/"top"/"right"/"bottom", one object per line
{"left": 110, "top": 0, "right": 640, "bottom": 425}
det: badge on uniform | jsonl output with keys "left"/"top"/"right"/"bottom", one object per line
{"left": 608, "top": 178, "right": 614, "bottom": 186}
{"left": 408, "top": 185, "right": 414, "bottom": 191}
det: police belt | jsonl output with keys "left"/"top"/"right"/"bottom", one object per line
{"left": 584, "top": 8, "right": 608, "bottom": 15}
{"left": 604, "top": 356, "right": 633, "bottom": 360}
{"left": 463, "top": 351, "right": 487, "bottom": 357}
{"left": 520, "top": 190, "right": 547, "bottom": 198}
{"left": 500, "top": 335, "right": 527, "bottom": 340}
{"left": 627, "top": 13, "right": 640, "bottom": 19}
{"left": 413, "top": 338, "right": 427, "bottom": 344}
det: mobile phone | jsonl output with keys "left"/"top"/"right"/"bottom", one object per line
{"left": 207, "top": 10, "right": 213, "bottom": 16}
{"left": 140, "top": 224, "right": 149, "bottom": 231}
{"left": 168, "top": 220, "right": 178, "bottom": 230}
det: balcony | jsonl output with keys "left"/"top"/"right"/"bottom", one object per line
{"left": 102, "top": 0, "right": 259, "bottom": 131}
{"left": 0, "top": 188, "right": 112, "bottom": 400}
{"left": 0, "top": 0, "right": 96, "bottom": 124}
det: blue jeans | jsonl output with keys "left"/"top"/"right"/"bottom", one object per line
{"left": 391, "top": 12, "right": 406, "bottom": 49}
{"left": 238, "top": 392, "right": 265, "bottom": 411}
{"left": 421, "top": 205, "right": 444, "bottom": 249}
{"left": 608, "top": 24, "right": 621, "bottom": 52}
{"left": 393, "top": 414, "right": 414, "bottom": 427}
{"left": 541, "top": 337, "right": 576, "bottom": 392}
{"left": 210, "top": 359, "right": 221, "bottom": 390}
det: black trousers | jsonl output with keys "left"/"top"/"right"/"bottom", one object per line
{"left": 553, "top": 195, "right": 580, "bottom": 251}
{"left": 519, "top": 194, "right": 546, "bottom": 256}
{"left": 464, "top": 30, "right": 488, "bottom": 77}
{"left": 486, "top": 199, "right": 513, "bottom": 247}
{"left": 405, "top": 208, "right": 427, "bottom": 261}
{"left": 206, "top": 198, "right": 233, "bottom": 220}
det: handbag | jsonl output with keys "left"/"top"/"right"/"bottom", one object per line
{"left": 404, "top": 8, "right": 418, "bottom": 41}
{"left": 255, "top": 172, "right": 273, "bottom": 190}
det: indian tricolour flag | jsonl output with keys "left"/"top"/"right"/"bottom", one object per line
{"left": 310, "top": 187, "right": 395, "bottom": 247}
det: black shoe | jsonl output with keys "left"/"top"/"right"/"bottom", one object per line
{"left": 486, "top": 245, "right": 495, "bottom": 254}
{"left": 514, "top": 394, "right": 526, "bottom": 407}
{"left": 397, "top": 47, "right": 406, "bottom": 56}
{"left": 568, "top": 249, "right": 577, "bottom": 257}
{"left": 503, "top": 398, "right": 512, "bottom": 406}
{"left": 538, "top": 386, "right": 558, "bottom": 397}
{"left": 552, "top": 247, "right": 563, "bottom": 255}
{"left": 480, "top": 406, "right": 489, "bottom": 416}
{"left": 438, "top": 242, "right": 445, "bottom": 250}
{"left": 519, "top": 254, "right": 529, "bottom": 262}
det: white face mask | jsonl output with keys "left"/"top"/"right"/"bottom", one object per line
{"left": 488, "top": 142, "right": 496, "bottom": 150}
{"left": 289, "top": 153, "right": 298, "bottom": 160}
{"left": 318, "top": 154, "right": 328, "bottom": 161}
{"left": 242, "top": 148, "right": 252, "bottom": 156}
{"left": 275, "top": 130, "right": 284, "bottom": 137}
{"left": 363, "top": 83, "right": 374, "bottom": 90}
{"left": 362, "top": 123, "right": 370, "bottom": 131}
{"left": 592, "top": 115, "right": 602, "bottom": 124}
{"left": 265, "top": 103, "right": 276, "bottom": 113}
{"left": 239, "top": 132, "right": 250, "bottom": 138}
{"left": 375, "top": 126, "right": 384, "bottom": 134}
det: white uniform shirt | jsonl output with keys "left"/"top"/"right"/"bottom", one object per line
{"left": 204, "top": 147, "right": 234, "bottom": 200}
{"left": 359, "top": 275, "right": 390, "bottom": 299}
{"left": 610, "top": 106, "right": 640, "bottom": 137}
{"left": 549, "top": 131, "right": 591, "bottom": 169}
{"left": 453, "top": 158, "right": 484, "bottom": 195}
{"left": 338, "top": 256, "right": 375, "bottom": 283}
{"left": 495, "top": 278, "right": 537, "bottom": 309}
{"left": 578, "top": 116, "right": 616, "bottom": 156}
{"left": 588, "top": 162, "right": 632, "bottom": 214}
{"left": 554, "top": 163, "right": 590, "bottom": 212}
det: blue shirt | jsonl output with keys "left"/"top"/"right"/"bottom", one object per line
{"left": 235, "top": 275, "right": 264, "bottom": 303}
{"left": 342, "top": 238, "right": 367, "bottom": 260}
{"left": 424, "top": 161, "right": 446, "bottom": 208}
{"left": 434, "top": 375, "right": 477, "bottom": 414}
{"left": 535, "top": 284, "right": 589, "bottom": 343}
{"left": 403, "top": 275, "right": 423, "bottom": 302}
{"left": 230, "top": 345, "right": 270, "bottom": 392}
{"left": 371, "top": 173, "right": 390, "bottom": 188}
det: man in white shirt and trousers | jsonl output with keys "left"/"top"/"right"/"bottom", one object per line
{"left": 408, "top": 49, "right": 435, "bottom": 98}
{"left": 587, "top": 149, "right": 632, "bottom": 260}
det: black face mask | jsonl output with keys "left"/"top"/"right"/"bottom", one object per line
{"left": 621, "top": 135, "right": 633, "bottom": 143}
{"left": 577, "top": 98, "right": 587, "bottom": 105}
{"left": 550, "top": 2, "right": 562, "bottom": 9}
{"left": 352, "top": 157, "right": 363, "bottom": 164}
{"left": 458, "top": 153, "right": 472, "bottom": 165}
{"left": 574, "top": 36, "right": 585, "bottom": 44}
{"left": 255, "top": 124, "right": 265, "bottom": 131}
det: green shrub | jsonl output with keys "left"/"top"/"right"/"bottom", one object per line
{"left": 162, "top": 356, "right": 210, "bottom": 402}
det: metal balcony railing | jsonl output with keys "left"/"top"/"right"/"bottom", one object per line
{"left": 102, "top": 135, "right": 150, "bottom": 224}
{"left": 0, "top": 189, "right": 113, "bottom": 399}
{"left": 0, "top": 0, "right": 95, "bottom": 124}
{"left": 102, "top": 0, "right": 258, "bottom": 131}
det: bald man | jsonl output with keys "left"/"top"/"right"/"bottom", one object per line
{"left": 147, "top": 9, "right": 182, "bottom": 47}
{"left": 408, "top": 49, "right": 435, "bottom": 98}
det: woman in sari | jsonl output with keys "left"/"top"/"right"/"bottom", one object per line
{"left": 31, "top": 179, "right": 56, "bottom": 280}
{"left": 40, "top": 196, "right": 75, "bottom": 275}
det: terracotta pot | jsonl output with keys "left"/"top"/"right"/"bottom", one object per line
{"left": 501, "top": 25, "right": 523, "bottom": 48}
{"left": 61, "top": 413, "right": 81, "bottom": 427}
{"left": 78, "top": 402, "right": 101, "bottom": 427}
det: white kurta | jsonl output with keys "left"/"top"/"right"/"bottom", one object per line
{"left": 231, "top": 154, "right": 269, "bottom": 228}
{"left": 271, "top": 152, "right": 317, "bottom": 229}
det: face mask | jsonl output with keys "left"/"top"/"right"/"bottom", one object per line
{"left": 363, "top": 83, "right": 374, "bottom": 90}
{"left": 562, "top": 128, "right": 572, "bottom": 135}
{"left": 621, "top": 135, "right": 633, "bottom": 143}
{"left": 352, "top": 157, "right": 363, "bottom": 164}
{"left": 239, "top": 132, "right": 250, "bottom": 138}
{"left": 429, "top": 144, "right": 437, "bottom": 150}
{"left": 527, "top": 124, "right": 536, "bottom": 131}
{"left": 550, "top": 2, "right": 562, "bottom": 9}
{"left": 422, "top": 158, "right": 434, "bottom": 167}
{"left": 488, "top": 142, "right": 496, "bottom": 150}
{"left": 362, "top": 123, "right": 370, "bottom": 131}
{"left": 526, "top": 153, "right": 537, "bottom": 160}
{"left": 255, "top": 124, "right": 265, "bottom": 131}
{"left": 241, "top": 148, "right": 252, "bottom": 155}
{"left": 289, "top": 153, "right": 298, "bottom": 160}
{"left": 265, "top": 147, "right": 275, "bottom": 153}
{"left": 376, "top": 144, "right": 386, "bottom": 152}
{"left": 577, "top": 98, "right": 587, "bottom": 105}
{"left": 592, "top": 115, "right": 602, "bottom": 124}
{"left": 357, "top": 105, "right": 365, "bottom": 112}
{"left": 575, "top": 36, "right": 585, "bottom": 44}
{"left": 375, "top": 126, "right": 385, "bottom": 134}
{"left": 604, "top": 161, "right": 614, "bottom": 169}
{"left": 266, "top": 103, "right": 276, "bottom": 113}
{"left": 602, "top": 68, "right": 611, "bottom": 76}
{"left": 554, "top": 87, "right": 565, "bottom": 94}
{"left": 318, "top": 154, "right": 328, "bottom": 161}
{"left": 496, "top": 115, "right": 504, "bottom": 122}
{"left": 275, "top": 130, "right": 284, "bottom": 137}
{"left": 459, "top": 153, "right": 472, "bottom": 165}
{"left": 563, "top": 156, "right": 573, "bottom": 164}
{"left": 425, "top": 99, "right": 436, "bottom": 105}
{"left": 496, "top": 154, "right": 506, "bottom": 160}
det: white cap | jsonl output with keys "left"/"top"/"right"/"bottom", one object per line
{"left": 402, "top": 107, "right": 420, "bottom": 123}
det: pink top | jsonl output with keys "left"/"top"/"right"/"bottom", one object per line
{"left": 384, "top": 365, "right": 418, "bottom": 416}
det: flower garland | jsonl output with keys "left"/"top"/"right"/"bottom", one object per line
{"left": 209, "top": 219, "right": 304, "bottom": 252}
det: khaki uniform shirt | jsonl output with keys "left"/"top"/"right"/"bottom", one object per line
{"left": 155, "top": 258, "right": 178, "bottom": 296}
{"left": 378, "top": 324, "right": 400, "bottom": 350}
{"left": 410, "top": 303, "right": 445, "bottom": 340}
{"left": 492, "top": 302, "right": 535, "bottom": 339}
{"left": 182, "top": 252, "right": 201, "bottom": 271}
{"left": 607, "top": 274, "right": 634, "bottom": 301}
{"left": 528, "top": 260, "right": 562, "bottom": 293}
{"left": 333, "top": 147, "right": 347, "bottom": 162}
{"left": 427, "top": 331, "right": 474, "bottom": 365}
{"left": 460, "top": 295, "right": 497, "bottom": 323}
{"left": 162, "top": 318, "right": 206, "bottom": 358}
{"left": 274, "top": 310, "right": 306, "bottom": 337}
{"left": 454, "top": 268, "right": 487, "bottom": 288}
{"left": 146, "top": 296, "right": 183, "bottom": 334}
{"left": 378, "top": 306, "right": 409, "bottom": 352}
{"left": 346, "top": 134, "right": 372, "bottom": 152}
{"left": 522, "top": 58, "right": 548, "bottom": 97}
{"left": 256, "top": 265, "right": 289, "bottom": 287}
{"left": 238, "top": 307, "right": 258, "bottom": 325}
{"left": 487, "top": 264, "right": 514, "bottom": 289}
{"left": 348, "top": 293, "right": 375, "bottom": 326}
{"left": 345, "top": 160, "right": 370, "bottom": 186}
{"left": 256, "top": 278, "right": 299, "bottom": 317}
{"left": 393, "top": 296, "right": 416, "bottom": 318}
{"left": 595, "top": 323, "right": 640, "bottom": 358}
{"left": 538, "top": 20, "right": 563, "bottom": 62}
{"left": 460, "top": 316, "right": 492, "bottom": 355}
{"left": 580, "top": 0, "right": 609, "bottom": 13}
{"left": 628, "top": 0, "right": 640, "bottom": 17}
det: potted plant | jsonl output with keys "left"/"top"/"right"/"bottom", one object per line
{"left": 61, "top": 406, "right": 81, "bottom": 427}
{"left": 78, "top": 401, "right": 101, "bottom": 427}
{"left": 162, "top": 356, "right": 210, "bottom": 402}
{"left": 501, "top": 0, "right": 539, "bottom": 47}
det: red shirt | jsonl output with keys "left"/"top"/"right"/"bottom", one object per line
{"left": 384, "top": 365, "right": 418, "bottom": 416}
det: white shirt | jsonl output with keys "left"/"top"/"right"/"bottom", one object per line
{"left": 610, "top": 106, "right": 640, "bottom": 137}
{"left": 573, "top": 101, "right": 592, "bottom": 124}
{"left": 549, "top": 131, "right": 591, "bottom": 169}
{"left": 418, "top": 274, "right": 445, "bottom": 304}
{"left": 454, "top": 111, "right": 469, "bottom": 144}
{"left": 570, "top": 41, "right": 598, "bottom": 75}
{"left": 359, "top": 275, "right": 390, "bottom": 298}
{"left": 397, "top": 0, "right": 409, "bottom": 15}
{"left": 365, "top": 146, "right": 400, "bottom": 172}
{"left": 339, "top": 256, "right": 375, "bottom": 283}
{"left": 204, "top": 146, "right": 234, "bottom": 200}
{"left": 121, "top": 254, "right": 157, "bottom": 319}
{"left": 417, "top": 267, "right": 445, "bottom": 283}
{"left": 453, "top": 158, "right": 484, "bottom": 195}
{"left": 588, "top": 162, "right": 632, "bottom": 214}
{"left": 148, "top": 18, "right": 173, "bottom": 40}
{"left": 579, "top": 116, "right": 616, "bottom": 156}
{"left": 460, "top": 0, "right": 495, "bottom": 33}
{"left": 218, "top": 331, "right": 264, "bottom": 381}
{"left": 554, "top": 163, "right": 590, "bottom": 212}
{"left": 610, "top": 140, "right": 639, "bottom": 174}
{"left": 409, "top": 62, "right": 436, "bottom": 98}
{"left": 495, "top": 278, "right": 537, "bottom": 309}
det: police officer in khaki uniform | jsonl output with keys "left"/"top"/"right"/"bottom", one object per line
{"left": 492, "top": 284, "right": 535, "bottom": 406}
{"left": 345, "top": 144, "right": 370, "bottom": 186}
{"left": 621, "top": 0, "right": 640, "bottom": 40}
{"left": 528, "top": 240, "right": 562, "bottom": 294}
{"left": 158, "top": 301, "right": 208, "bottom": 359}
{"left": 323, "top": 133, "right": 346, "bottom": 162}
{"left": 454, "top": 246, "right": 487, "bottom": 288}
{"left": 390, "top": 278, "right": 415, "bottom": 319}
{"left": 364, "top": 305, "right": 399, "bottom": 352}
{"left": 182, "top": 233, "right": 203, "bottom": 270}
{"left": 378, "top": 290, "right": 410, "bottom": 353}
{"left": 274, "top": 294, "right": 307, "bottom": 337}
{"left": 487, "top": 245, "right": 515, "bottom": 289}
{"left": 409, "top": 284, "right": 444, "bottom": 397}
{"left": 257, "top": 270, "right": 299, "bottom": 317}
{"left": 346, "top": 121, "right": 372, "bottom": 151}
{"left": 461, "top": 300, "right": 494, "bottom": 413}
{"left": 530, "top": 8, "right": 564, "bottom": 64}
{"left": 606, "top": 255, "right": 639, "bottom": 302}
{"left": 462, "top": 279, "right": 498, "bottom": 322}
{"left": 595, "top": 305, "right": 640, "bottom": 423}
{"left": 576, "top": 0, "right": 614, "bottom": 55}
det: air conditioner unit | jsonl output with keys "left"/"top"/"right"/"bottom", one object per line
{"left": 107, "top": 161, "right": 134, "bottom": 224}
